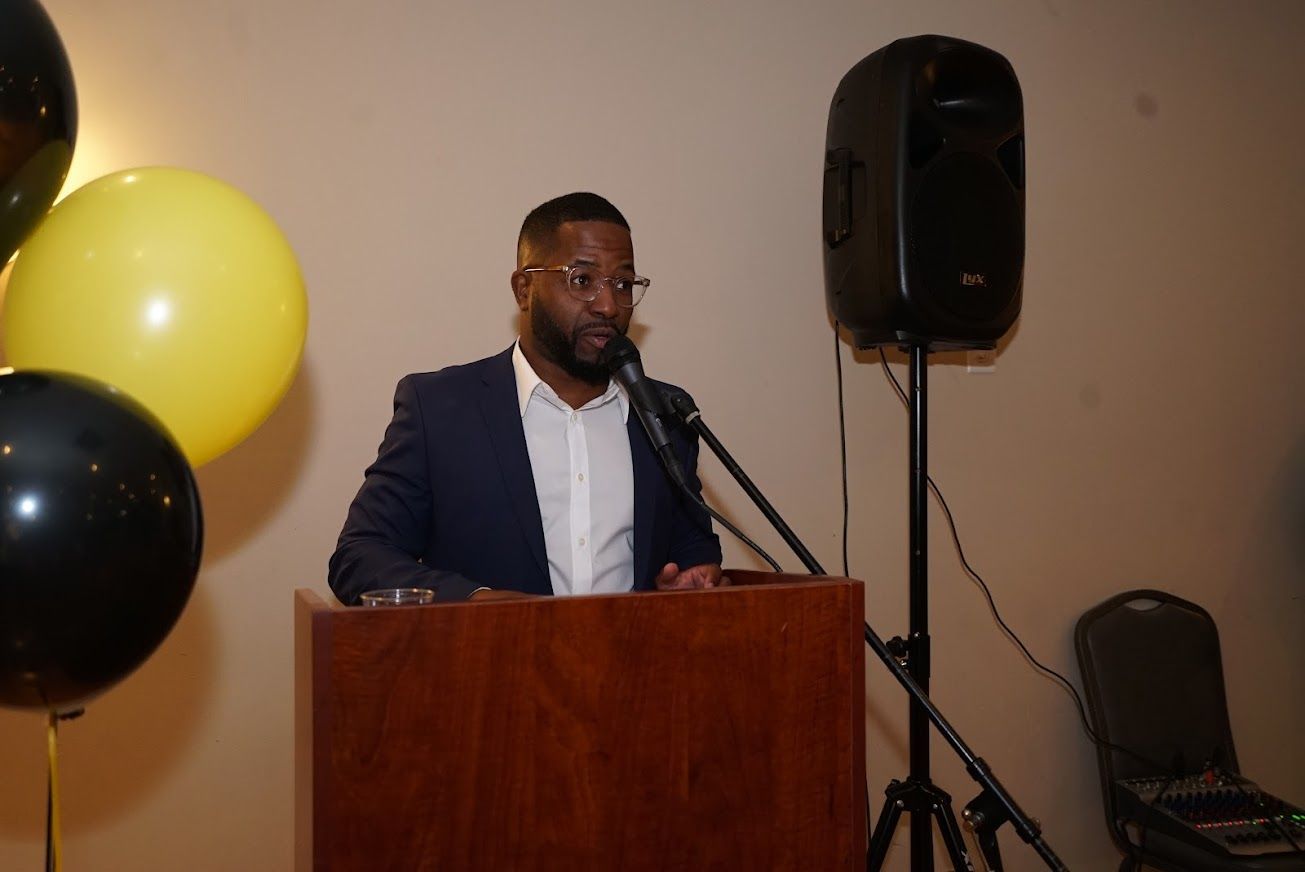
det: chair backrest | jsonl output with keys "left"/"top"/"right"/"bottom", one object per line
{"left": 1074, "top": 589, "right": 1239, "bottom": 829}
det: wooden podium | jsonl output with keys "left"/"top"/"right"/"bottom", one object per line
{"left": 295, "top": 572, "right": 866, "bottom": 870}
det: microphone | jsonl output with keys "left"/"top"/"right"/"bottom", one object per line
{"left": 601, "top": 335, "right": 688, "bottom": 489}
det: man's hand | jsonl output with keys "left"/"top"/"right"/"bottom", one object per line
{"left": 653, "top": 562, "right": 727, "bottom": 590}
{"left": 470, "top": 588, "right": 533, "bottom": 601}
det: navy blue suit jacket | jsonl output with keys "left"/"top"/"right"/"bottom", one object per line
{"left": 328, "top": 347, "right": 722, "bottom": 603}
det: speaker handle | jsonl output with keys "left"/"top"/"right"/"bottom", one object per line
{"left": 826, "top": 148, "right": 853, "bottom": 245}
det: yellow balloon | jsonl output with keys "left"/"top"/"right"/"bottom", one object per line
{"left": 2, "top": 167, "right": 307, "bottom": 467}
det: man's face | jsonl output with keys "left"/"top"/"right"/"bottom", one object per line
{"left": 515, "top": 221, "right": 636, "bottom": 385}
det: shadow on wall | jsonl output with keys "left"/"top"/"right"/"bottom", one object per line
{"left": 1226, "top": 433, "right": 1305, "bottom": 618}
{"left": 1283, "top": 437, "right": 1305, "bottom": 582}
{"left": 0, "top": 358, "right": 315, "bottom": 847}
{"left": 851, "top": 316, "right": 1023, "bottom": 370}
{"left": 195, "top": 358, "right": 317, "bottom": 564}
{"left": 0, "top": 582, "right": 219, "bottom": 841}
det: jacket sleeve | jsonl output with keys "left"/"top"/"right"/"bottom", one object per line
{"left": 327, "top": 376, "right": 481, "bottom": 603}
{"left": 666, "top": 428, "right": 724, "bottom": 570}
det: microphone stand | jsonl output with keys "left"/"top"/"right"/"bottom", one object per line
{"left": 660, "top": 386, "right": 1068, "bottom": 872}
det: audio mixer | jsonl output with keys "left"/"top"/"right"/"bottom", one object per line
{"left": 1116, "top": 772, "right": 1305, "bottom": 858}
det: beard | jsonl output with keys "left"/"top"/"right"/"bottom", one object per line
{"left": 530, "top": 302, "right": 619, "bottom": 386}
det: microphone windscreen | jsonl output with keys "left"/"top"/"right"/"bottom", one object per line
{"left": 600, "top": 333, "right": 640, "bottom": 372}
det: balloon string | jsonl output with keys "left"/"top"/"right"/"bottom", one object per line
{"left": 46, "top": 713, "right": 62, "bottom": 872}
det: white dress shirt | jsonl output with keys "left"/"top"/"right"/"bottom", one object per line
{"left": 512, "top": 342, "right": 635, "bottom": 596}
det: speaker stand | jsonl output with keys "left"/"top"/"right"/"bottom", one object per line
{"left": 866, "top": 345, "right": 974, "bottom": 872}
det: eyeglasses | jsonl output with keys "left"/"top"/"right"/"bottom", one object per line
{"left": 522, "top": 264, "right": 651, "bottom": 308}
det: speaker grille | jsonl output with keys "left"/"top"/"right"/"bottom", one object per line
{"left": 907, "top": 152, "right": 1022, "bottom": 323}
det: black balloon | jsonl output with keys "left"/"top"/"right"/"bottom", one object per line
{"left": 0, "top": 371, "right": 203, "bottom": 711}
{"left": 0, "top": 0, "right": 77, "bottom": 264}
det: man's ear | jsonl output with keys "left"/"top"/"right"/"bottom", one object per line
{"left": 510, "top": 270, "right": 530, "bottom": 311}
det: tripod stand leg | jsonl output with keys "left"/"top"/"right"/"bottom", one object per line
{"left": 932, "top": 799, "right": 977, "bottom": 872}
{"left": 973, "top": 827, "right": 1003, "bottom": 872}
{"left": 868, "top": 781, "right": 906, "bottom": 871}
{"left": 868, "top": 776, "right": 978, "bottom": 872}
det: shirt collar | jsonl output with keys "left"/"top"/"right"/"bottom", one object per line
{"left": 512, "top": 340, "right": 629, "bottom": 422}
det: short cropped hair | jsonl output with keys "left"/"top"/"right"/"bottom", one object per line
{"left": 517, "top": 192, "right": 629, "bottom": 264}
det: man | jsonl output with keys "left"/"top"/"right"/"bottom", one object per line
{"left": 328, "top": 193, "right": 723, "bottom": 603}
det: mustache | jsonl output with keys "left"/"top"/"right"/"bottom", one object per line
{"left": 575, "top": 320, "right": 622, "bottom": 337}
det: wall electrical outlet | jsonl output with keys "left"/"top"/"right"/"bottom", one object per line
{"left": 966, "top": 350, "right": 996, "bottom": 373}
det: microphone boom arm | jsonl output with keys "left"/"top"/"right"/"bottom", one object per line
{"left": 659, "top": 385, "right": 1069, "bottom": 872}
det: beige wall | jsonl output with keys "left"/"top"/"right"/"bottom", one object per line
{"left": 1, "top": 0, "right": 1302, "bottom": 868}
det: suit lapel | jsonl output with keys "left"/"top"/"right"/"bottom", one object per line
{"left": 628, "top": 417, "right": 662, "bottom": 588}
{"left": 479, "top": 348, "right": 550, "bottom": 584}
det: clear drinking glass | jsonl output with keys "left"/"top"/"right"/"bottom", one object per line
{"left": 359, "top": 588, "right": 435, "bottom": 607}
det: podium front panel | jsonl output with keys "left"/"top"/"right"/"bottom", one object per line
{"left": 296, "top": 578, "right": 865, "bottom": 870}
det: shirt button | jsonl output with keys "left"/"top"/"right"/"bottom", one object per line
{"left": 578, "top": 537, "right": 586, "bottom": 547}
{"left": 577, "top": 473, "right": 584, "bottom": 482}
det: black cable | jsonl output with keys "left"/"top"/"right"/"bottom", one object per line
{"left": 834, "top": 323, "right": 872, "bottom": 861}
{"left": 863, "top": 344, "right": 1305, "bottom": 870}
{"left": 874, "top": 349, "right": 1174, "bottom": 775}
{"left": 834, "top": 323, "right": 850, "bottom": 578}
{"left": 659, "top": 410, "right": 783, "bottom": 574}
{"left": 869, "top": 356, "right": 1305, "bottom": 866}
{"left": 668, "top": 443, "right": 777, "bottom": 571}
{"left": 677, "top": 480, "right": 782, "bottom": 573}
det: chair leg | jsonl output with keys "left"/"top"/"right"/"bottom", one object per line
{"left": 1118, "top": 856, "right": 1137, "bottom": 872}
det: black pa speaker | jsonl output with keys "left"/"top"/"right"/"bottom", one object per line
{"left": 823, "top": 35, "right": 1024, "bottom": 349}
